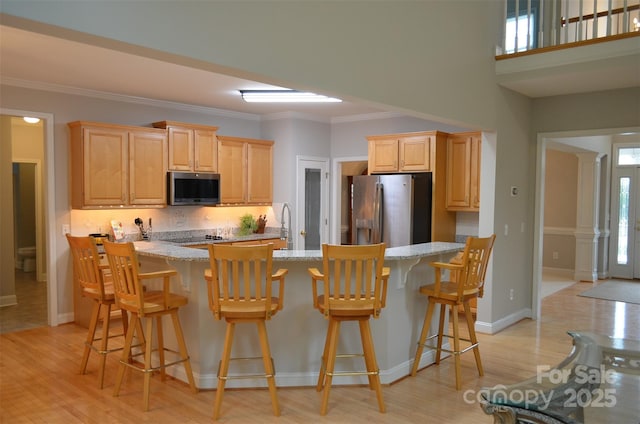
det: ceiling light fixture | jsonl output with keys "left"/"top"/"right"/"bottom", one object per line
{"left": 240, "top": 90, "right": 342, "bottom": 103}
{"left": 23, "top": 117, "right": 40, "bottom": 124}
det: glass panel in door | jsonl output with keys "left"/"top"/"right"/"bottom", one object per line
{"left": 304, "top": 168, "right": 321, "bottom": 250}
{"left": 296, "top": 157, "right": 329, "bottom": 250}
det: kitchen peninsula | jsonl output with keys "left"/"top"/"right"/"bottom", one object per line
{"left": 132, "top": 239, "right": 464, "bottom": 389}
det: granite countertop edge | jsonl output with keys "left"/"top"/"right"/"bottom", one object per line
{"left": 133, "top": 240, "right": 465, "bottom": 262}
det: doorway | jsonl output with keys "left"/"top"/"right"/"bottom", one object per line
{"left": 0, "top": 110, "right": 57, "bottom": 329}
{"left": 533, "top": 129, "right": 638, "bottom": 319}
{"left": 296, "top": 156, "right": 329, "bottom": 250}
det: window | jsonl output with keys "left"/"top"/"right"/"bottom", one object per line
{"left": 505, "top": 14, "right": 536, "bottom": 53}
{"left": 617, "top": 177, "right": 630, "bottom": 265}
{"left": 618, "top": 147, "right": 640, "bottom": 165}
{"left": 505, "top": 0, "right": 539, "bottom": 53}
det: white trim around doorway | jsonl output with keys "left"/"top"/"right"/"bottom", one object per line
{"left": 1, "top": 108, "right": 58, "bottom": 327}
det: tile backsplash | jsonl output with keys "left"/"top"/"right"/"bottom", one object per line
{"left": 69, "top": 205, "right": 277, "bottom": 238}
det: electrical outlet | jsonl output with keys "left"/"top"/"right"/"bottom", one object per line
{"left": 62, "top": 224, "right": 70, "bottom": 236}
{"left": 509, "top": 289, "right": 514, "bottom": 301}
{"left": 552, "top": 251, "right": 559, "bottom": 260}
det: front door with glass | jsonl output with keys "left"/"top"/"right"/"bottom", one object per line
{"left": 610, "top": 146, "right": 640, "bottom": 279}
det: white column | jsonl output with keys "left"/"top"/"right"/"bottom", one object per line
{"left": 574, "top": 152, "right": 603, "bottom": 282}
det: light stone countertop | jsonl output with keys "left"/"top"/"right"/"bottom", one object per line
{"left": 133, "top": 240, "right": 464, "bottom": 262}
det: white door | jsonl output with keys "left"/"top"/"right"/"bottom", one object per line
{"left": 296, "top": 156, "right": 329, "bottom": 250}
{"left": 610, "top": 146, "right": 640, "bottom": 278}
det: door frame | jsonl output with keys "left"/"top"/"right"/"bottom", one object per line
{"left": 2, "top": 108, "right": 57, "bottom": 326}
{"left": 609, "top": 143, "right": 640, "bottom": 279}
{"left": 295, "top": 156, "right": 330, "bottom": 250}
{"left": 330, "top": 156, "right": 368, "bottom": 244}
{"left": 533, "top": 127, "right": 639, "bottom": 319}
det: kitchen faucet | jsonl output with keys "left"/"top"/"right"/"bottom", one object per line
{"left": 280, "top": 202, "right": 293, "bottom": 250}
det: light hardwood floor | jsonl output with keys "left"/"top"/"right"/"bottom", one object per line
{"left": 0, "top": 270, "right": 47, "bottom": 334}
{"left": 1, "top": 281, "right": 638, "bottom": 423}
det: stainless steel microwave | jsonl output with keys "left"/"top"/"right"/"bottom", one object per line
{"left": 167, "top": 172, "right": 220, "bottom": 206}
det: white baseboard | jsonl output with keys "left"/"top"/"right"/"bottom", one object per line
{"left": 0, "top": 295, "right": 18, "bottom": 308}
{"left": 58, "top": 312, "right": 75, "bottom": 324}
{"left": 475, "top": 308, "right": 531, "bottom": 335}
{"left": 542, "top": 267, "right": 574, "bottom": 278}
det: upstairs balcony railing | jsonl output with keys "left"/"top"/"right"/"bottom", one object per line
{"left": 498, "top": 0, "right": 640, "bottom": 57}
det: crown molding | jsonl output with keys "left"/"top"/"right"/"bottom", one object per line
{"left": 331, "top": 111, "right": 404, "bottom": 124}
{"left": 0, "top": 77, "right": 262, "bottom": 121}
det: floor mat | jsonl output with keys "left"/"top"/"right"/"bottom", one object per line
{"left": 578, "top": 280, "right": 640, "bottom": 304}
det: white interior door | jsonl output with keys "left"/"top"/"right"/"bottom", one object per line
{"left": 296, "top": 156, "right": 329, "bottom": 250}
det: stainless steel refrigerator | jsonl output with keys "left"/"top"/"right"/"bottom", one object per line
{"left": 351, "top": 173, "right": 432, "bottom": 247}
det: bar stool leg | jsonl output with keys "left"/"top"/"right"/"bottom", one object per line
{"left": 411, "top": 298, "right": 436, "bottom": 376}
{"left": 97, "top": 304, "right": 112, "bottom": 389}
{"left": 451, "top": 305, "right": 462, "bottom": 391}
{"left": 435, "top": 303, "right": 446, "bottom": 364}
{"left": 463, "top": 301, "right": 483, "bottom": 376}
{"left": 257, "top": 321, "right": 280, "bottom": 416}
{"left": 142, "top": 316, "right": 154, "bottom": 411}
{"left": 320, "top": 319, "right": 340, "bottom": 416}
{"left": 80, "top": 302, "right": 100, "bottom": 375}
{"left": 170, "top": 310, "right": 197, "bottom": 392}
{"left": 317, "top": 320, "right": 333, "bottom": 391}
{"left": 214, "top": 322, "right": 235, "bottom": 420}
{"left": 360, "top": 319, "right": 385, "bottom": 413}
{"left": 358, "top": 319, "right": 375, "bottom": 389}
{"left": 156, "top": 316, "right": 165, "bottom": 382}
{"left": 114, "top": 314, "right": 138, "bottom": 397}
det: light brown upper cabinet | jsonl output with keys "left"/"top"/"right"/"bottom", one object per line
{"left": 446, "top": 132, "right": 481, "bottom": 211}
{"left": 217, "top": 135, "right": 273, "bottom": 205}
{"left": 365, "top": 130, "right": 456, "bottom": 241}
{"left": 367, "top": 131, "right": 436, "bottom": 173}
{"left": 152, "top": 121, "right": 218, "bottom": 172}
{"left": 68, "top": 121, "right": 167, "bottom": 208}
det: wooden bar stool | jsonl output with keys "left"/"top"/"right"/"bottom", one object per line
{"left": 66, "top": 234, "right": 137, "bottom": 389}
{"left": 308, "top": 243, "right": 389, "bottom": 415}
{"left": 410, "top": 234, "right": 495, "bottom": 390}
{"left": 205, "top": 243, "right": 287, "bottom": 420}
{"left": 103, "top": 241, "right": 198, "bottom": 411}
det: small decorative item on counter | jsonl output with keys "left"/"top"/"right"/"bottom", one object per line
{"left": 111, "top": 220, "right": 125, "bottom": 240}
{"left": 134, "top": 217, "right": 152, "bottom": 241}
{"left": 88, "top": 233, "right": 111, "bottom": 245}
{"left": 256, "top": 215, "right": 267, "bottom": 234}
{"left": 239, "top": 214, "right": 257, "bottom": 236}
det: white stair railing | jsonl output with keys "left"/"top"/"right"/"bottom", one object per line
{"left": 501, "top": 0, "right": 640, "bottom": 55}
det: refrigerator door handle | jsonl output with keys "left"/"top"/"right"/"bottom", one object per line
{"left": 372, "top": 182, "right": 383, "bottom": 243}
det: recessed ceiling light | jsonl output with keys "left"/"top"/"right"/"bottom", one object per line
{"left": 23, "top": 117, "right": 40, "bottom": 124}
{"left": 240, "top": 90, "right": 342, "bottom": 103}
